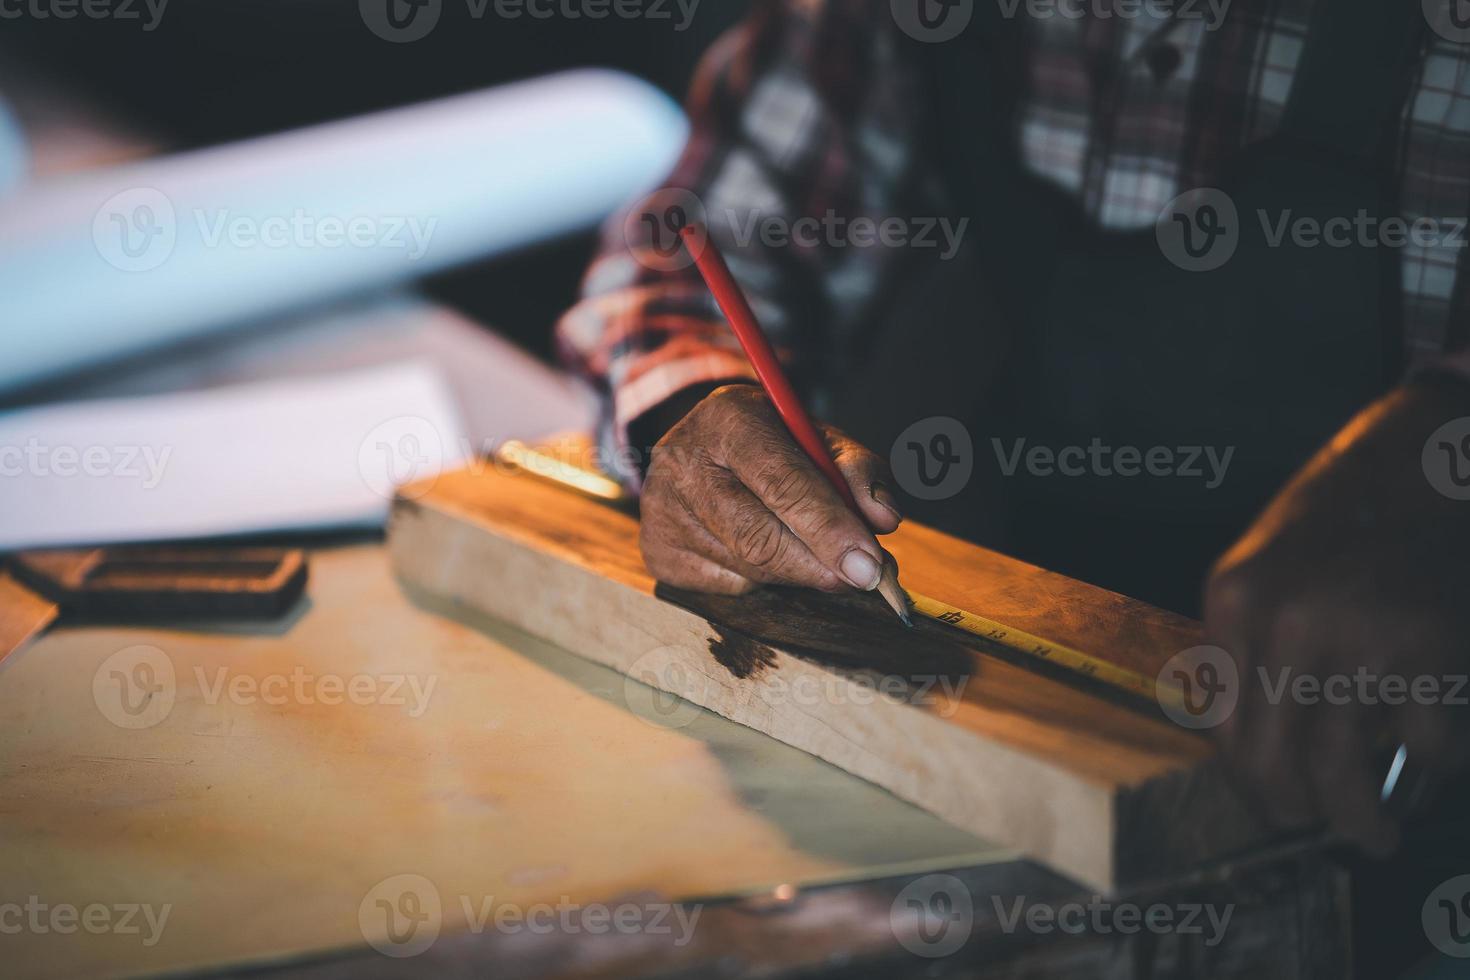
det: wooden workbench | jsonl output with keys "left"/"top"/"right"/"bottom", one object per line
{"left": 0, "top": 542, "right": 1349, "bottom": 978}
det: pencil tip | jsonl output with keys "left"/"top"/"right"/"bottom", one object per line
{"left": 875, "top": 563, "right": 912, "bottom": 627}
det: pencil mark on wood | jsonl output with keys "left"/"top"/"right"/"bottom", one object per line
{"left": 656, "top": 583, "right": 974, "bottom": 685}
{"left": 706, "top": 625, "right": 777, "bottom": 680}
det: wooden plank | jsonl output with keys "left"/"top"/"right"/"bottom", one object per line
{"left": 387, "top": 465, "right": 1268, "bottom": 891}
{"left": 0, "top": 571, "right": 58, "bottom": 664}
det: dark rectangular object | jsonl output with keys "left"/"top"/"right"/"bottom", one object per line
{"left": 9, "top": 546, "right": 308, "bottom": 620}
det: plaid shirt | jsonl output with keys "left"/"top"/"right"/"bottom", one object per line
{"left": 555, "top": 0, "right": 1470, "bottom": 473}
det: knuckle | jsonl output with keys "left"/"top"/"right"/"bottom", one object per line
{"left": 688, "top": 445, "right": 722, "bottom": 473}
{"left": 739, "top": 391, "right": 783, "bottom": 426}
{"left": 710, "top": 385, "right": 762, "bottom": 423}
{"left": 712, "top": 383, "right": 756, "bottom": 403}
{"left": 796, "top": 506, "right": 851, "bottom": 553}
{"left": 755, "top": 463, "right": 812, "bottom": 513}
{"left": 835, "top": 445, "right": 874, "bottom": 477}
{"left": 731, "top": 509, "right": 787, "bottom": 568}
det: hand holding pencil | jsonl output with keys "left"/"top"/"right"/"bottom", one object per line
{"left": 633, "top": 225, "right": 911, "bottom": 622}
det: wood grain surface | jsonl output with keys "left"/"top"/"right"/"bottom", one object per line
{"left": 390, "top": 463, "right": 1268, "bottom": 890}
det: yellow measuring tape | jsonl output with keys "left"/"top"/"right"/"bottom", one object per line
{"left": 906, "top": 591, "right": 1183, "bottom": 712}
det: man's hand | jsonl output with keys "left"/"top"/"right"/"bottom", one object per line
{"left": 639, "top": 384, "right": 902, "bottom": 595}
{"left": 1204, "top": 380, "right": 1470, "bottom": 855}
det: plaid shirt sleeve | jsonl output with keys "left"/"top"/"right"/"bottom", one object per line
{"left": 553, "top": 0, "right": 927, "bottom": 485}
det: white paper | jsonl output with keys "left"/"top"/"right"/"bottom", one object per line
{"left": 0, "top": 362, "right": 470, "bottom": 550}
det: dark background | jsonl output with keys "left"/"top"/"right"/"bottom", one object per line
{"left": 1, "top": 0, "right": 751, "bottom": 358}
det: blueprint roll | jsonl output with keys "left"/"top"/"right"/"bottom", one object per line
{"left": 0, "top": 70, "right": 687, "bottom": 393}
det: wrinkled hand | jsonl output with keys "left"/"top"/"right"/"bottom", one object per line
{"left": 640, "top": 384, "right": 902, "bottom": 595}
{"left": 1204, "top": 381, "right": 1470, "bottom": 855}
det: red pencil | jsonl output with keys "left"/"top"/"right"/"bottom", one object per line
{"left": 679, "top": 224, "right": 911, "bottom": 625}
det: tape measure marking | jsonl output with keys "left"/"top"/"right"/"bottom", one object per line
{"left": 907, "top": 591, "right": 1183, "bottom": 711}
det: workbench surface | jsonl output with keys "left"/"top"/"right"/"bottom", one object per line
{"left": 0, "top": 543, "right": 1010, "bottom": 978}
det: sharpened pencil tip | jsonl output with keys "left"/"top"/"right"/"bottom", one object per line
{"left": 874, "top": 562, "right": 912, "bottom": 628}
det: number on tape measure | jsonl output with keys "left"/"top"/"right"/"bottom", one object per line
{"left": 911, "top": 591, "right": 1179, "bottom": 708}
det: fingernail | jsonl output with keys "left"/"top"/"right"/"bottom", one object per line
{"left": 840, "top": 550, "right": 882, "bottom": 591}
{"left": 871, "top": 483, "right": 902, "bottom": 520}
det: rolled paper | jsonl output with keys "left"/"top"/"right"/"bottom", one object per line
{"left": 0, "top": 69, "right": 687, "bottom": 393}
